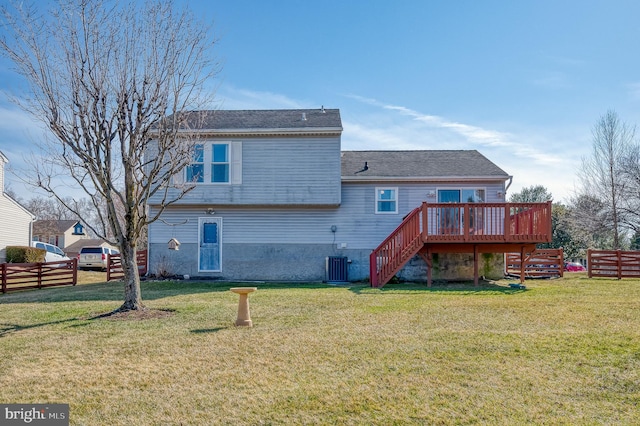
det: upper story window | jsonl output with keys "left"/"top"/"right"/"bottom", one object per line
{"left": 375, "top": 187, "right": 398, "bottom": 214}
{"left": 212, "top": 144, "right": 229, "bottom": 183}
{"left": 183, "top": 142, "right": 242, "bottom": 185}
{"left": 186, "top": 144, "right": 205, "bottom": 183}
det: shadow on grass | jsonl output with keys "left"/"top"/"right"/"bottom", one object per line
{"left": 0, "top": 277, "right": 530, "bottom": 306}
{"left": 0, "top": 317, "right": 79, "bottom": 338}
{"left": 191, "top": 327, "right": 227, "bottom": 334}
{"left": 349, "top": 280, "right": 528, "bottom": 295}
{"left": 0, "top": 280, "right": 339, "bottom": 304}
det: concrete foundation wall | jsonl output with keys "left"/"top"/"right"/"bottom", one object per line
{"left": 396, "top": 252, "right": 505, "bottom": 282}
{"left": 148, "top": 243, "right": 505, "bottom": 283}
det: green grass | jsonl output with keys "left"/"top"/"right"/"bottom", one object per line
{"left": 1, "top": 275, "right": 639, "bottom": 425}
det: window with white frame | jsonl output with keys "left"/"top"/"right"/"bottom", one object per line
{"left": 184, "top": 142, "right": 242, "bottom": 184}
{"left": 375, "top": 187, "right": 398, "bottom": 214}
{"left": 186, "top": 144, "right": 204, "bottom": 183}
{"left": 211, "top": 144, "right": 229, "bottom": 183}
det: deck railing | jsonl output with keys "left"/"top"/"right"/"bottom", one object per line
{"left": 370, "top": 202, "right": 552, "bottom": 287}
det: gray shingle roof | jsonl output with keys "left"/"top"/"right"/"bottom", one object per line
{"left": 33, "top": 220, "right": 79, "bottom": 234}
{"left": 180, "top": 108, "right": 342, "bottom": 130}
{"left": 341, "top": 150, "right": 510, "bottom": 179}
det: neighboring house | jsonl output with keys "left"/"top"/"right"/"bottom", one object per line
{"left": 0, "top": 151, "right": 35, "bottom": 263}
{"left": 33, "top": 220, "right": 88, "bottom": 251}
{"left": 147, "top": 109, "right": 545, "bottom": 283}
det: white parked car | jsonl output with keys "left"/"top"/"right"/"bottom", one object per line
{"left": 31, "top": 241, "right": 71, "bottom": 263}
{"left": 77, "top": 246, "right": 119, "bottom": 270}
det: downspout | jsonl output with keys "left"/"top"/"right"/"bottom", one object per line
{"left": 505, "top": 176, "right": 513, "bottom": 194}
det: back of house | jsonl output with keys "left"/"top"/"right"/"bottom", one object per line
{"left": 146, "top": 108, "right": 514, "bottom": 283}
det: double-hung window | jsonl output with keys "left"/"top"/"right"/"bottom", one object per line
{"left": 184, "top": 142, "right": 242, "bottom": 184}
{"left": 211, "top": 144, "right": 229, "bottom": 183}
{"left": 186, "top": 144, "right": 205, "bottom": 183}
{"left": 375, "top": 187, "right": 398, "bottom": 214}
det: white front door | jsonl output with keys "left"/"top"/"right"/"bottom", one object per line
{"left": 199, "top": 217, "right": 222, "bottom": 272}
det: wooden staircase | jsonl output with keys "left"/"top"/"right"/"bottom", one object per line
{"left": 368, "top": 206, "right": 424, "bottom": 288}
{"left": 369, "top": 202, "right": 553, "bottom": 288}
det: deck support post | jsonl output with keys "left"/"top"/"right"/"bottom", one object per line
{"left": 473, "top": 245, "right": 479, "bottom": 286}
{"left": 520, "top": 246, "right": 526, "bottom": 283}
{"left": 419, "top": 248, "right": 433, "bottom": 287}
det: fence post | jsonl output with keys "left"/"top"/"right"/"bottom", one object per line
{"left": 38, "top": 262, "right": 43, "bottom": 289}
{"left": 107, "top": 253, "right": 111, "bottom": 281}
{"left": 587, "top": 249, "right": 592, "bottom": 278}
{"left": 72, "top": 258, "right": 78, "bottom": 286}
{"left": 617, "top": 249, "right": 622, "bottom": 280}
{"left": 1, "top": 263, "right": 6, "bottom": 293}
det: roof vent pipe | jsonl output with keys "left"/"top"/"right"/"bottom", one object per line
{"left": 321, "top": 105, "right": 325, "bottom": 113}
{"left": 302, "top": 112, "right": 307, "bottom": 121}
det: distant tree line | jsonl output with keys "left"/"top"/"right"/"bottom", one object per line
{"left": 509, "top": 109, "right": 640, "bottom": 259}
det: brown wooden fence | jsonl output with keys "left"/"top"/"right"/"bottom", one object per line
{"left": 505, "top": 249, "right": 564, "bottom": 279}
{"left": 107, "top": 250, "right": 148, "bottom": 281}
{"left": 1, "top": 259, "right": 77, "bottom": 293}
{"left": 588, "top": 249, "right": 640, "bottom": 279}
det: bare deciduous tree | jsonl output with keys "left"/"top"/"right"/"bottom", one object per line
{"left": 619, "top": 143, "right": 640, "bottom": 233}
{"left": 577, "top": 110, "right": 635, "bottom": 249}
{"left": 0, "top": 0, "right": 218, "bottom": 311}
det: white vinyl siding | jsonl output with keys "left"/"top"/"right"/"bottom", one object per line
{"left": 0, "top": 194, "right": 34, "bottom": 262}
{"left": 157, "top": 137, "right": 340, "bottom": 206}
{"left": 148, "top": 181, "right": 506, "bottom": 251}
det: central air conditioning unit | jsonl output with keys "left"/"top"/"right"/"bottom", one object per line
{"left": 326, "top": 256, "right": 348, "bottom": 283}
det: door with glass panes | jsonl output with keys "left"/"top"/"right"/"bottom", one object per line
{"left": 199, "top": 217, "right": 222, "bottom": 271}
{"left": 437, "top": 189, "right": 485, "bottom": 235}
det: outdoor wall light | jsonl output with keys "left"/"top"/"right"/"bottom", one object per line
{"left": 206, "top": 208, "right": 215, "bottom": 215}
{"left": 496, "top": 191, "right": 505, "bottom": 198}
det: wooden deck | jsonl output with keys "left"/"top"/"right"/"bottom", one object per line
{"left": 370, "top": 202, "right": 552, "bottom": 287}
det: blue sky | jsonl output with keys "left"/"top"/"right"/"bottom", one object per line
{"left": 2, "top": 0, "right": 640, "bottom": 202}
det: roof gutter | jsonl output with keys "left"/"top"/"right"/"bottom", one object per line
{"left": 341, "top": 175, "right": 512, "bottom": 183}
{"left": 505, "top": 175, "right": 513, "bottom": 192}
{"left": 173, "top": 127, "right": 343, "bottom": 137}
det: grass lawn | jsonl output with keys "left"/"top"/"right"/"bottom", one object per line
{"left": 1, "top": 274, "right": 639, "bottom": 425}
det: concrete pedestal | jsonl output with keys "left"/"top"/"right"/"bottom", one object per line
{"left": 230, "top": 287, "right": 257, "bottom": 327}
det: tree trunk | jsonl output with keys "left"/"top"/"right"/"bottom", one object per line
{"left": 118, "top": 243, "right": 143, "bottom": 311}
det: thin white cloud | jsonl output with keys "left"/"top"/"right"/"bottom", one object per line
{"left": 531, "top": 70, "right": 572, "bottom": 90}
{"left": 345, "top": 94, "right": 561, "bottom": 165}
{"left": 215, "top": 85, "right": 309, "bottom": 110}
{"left": 627, "top": 82, "right": 640, "bottom": 101}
